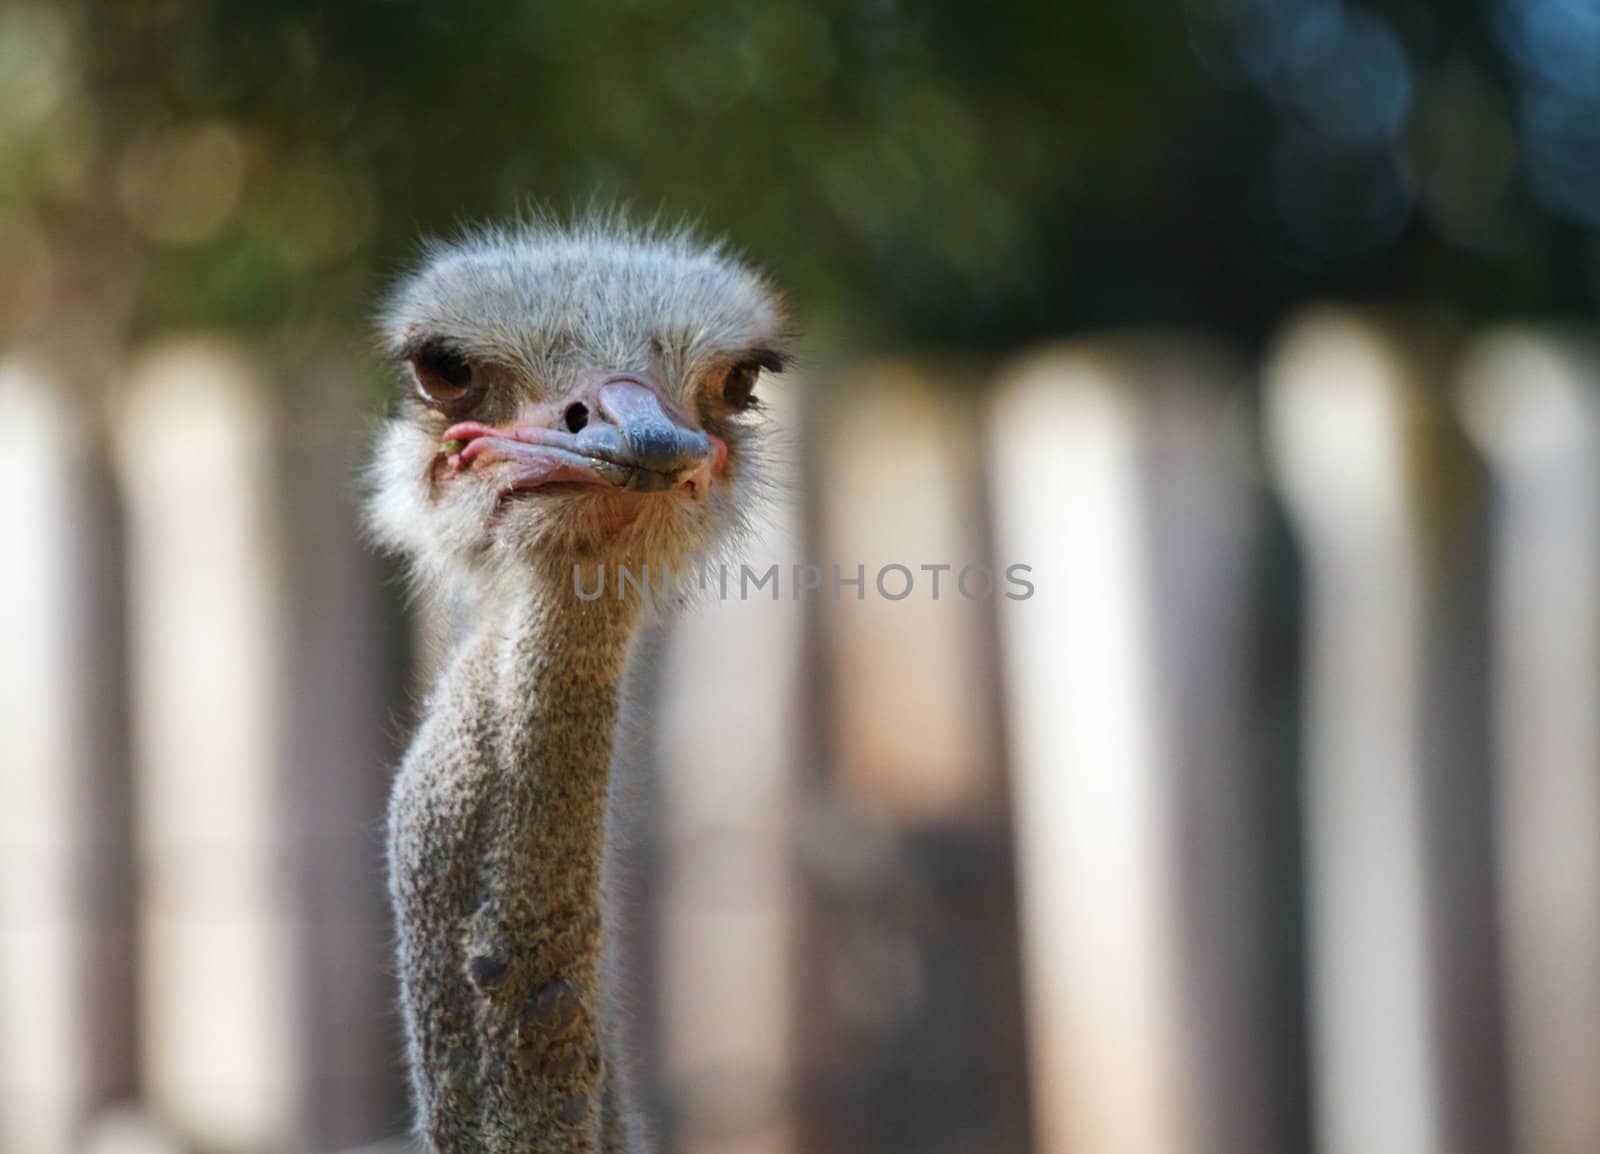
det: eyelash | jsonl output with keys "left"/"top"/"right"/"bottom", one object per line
{"left": 719, "top": 350, "right": 785, "bottom": 412}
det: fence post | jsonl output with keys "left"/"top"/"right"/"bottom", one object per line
{"left": 1265, "top": 310, "right": 1508, "bottom": 1154}
{"left": 276, "top": 360, "right": 410, "bottom": 1150}
{"left": 987, "top": 340, "right": 1279, "bottom": 1154}
{"left": 117, "top": 340, "right": 409, "bottom": 1152}
{"left": 1134, "top": 342, "right": 1300, "bottom": 1154}
{"left": 795, "top": 361, "right": 1031, "bottom": 1154}
{"left": 115, "top": 340, "right": 300, "bottom": 1154}
{"left": 0, "top": 358, "right": 139, "bottom": 1154}
{"left": 1459, "top": 331, "right": 1600, "bottom": 1154}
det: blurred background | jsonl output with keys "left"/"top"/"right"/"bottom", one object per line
{"left": 4, "top": 2, "right": 1600, "bottom": 1154}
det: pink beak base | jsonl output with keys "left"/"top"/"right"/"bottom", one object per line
{"left": 441, "top": 420, "right": 728, "bottom": 501}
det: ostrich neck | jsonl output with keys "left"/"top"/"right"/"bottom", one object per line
{"left": 474, "top": 574, "right": 641, "bottom": 787}
{"left": 457, "top": 572, "right": 644, "bottom": 939}
{"left": 390, "top": 568, "right": 648, "bottom": 1153}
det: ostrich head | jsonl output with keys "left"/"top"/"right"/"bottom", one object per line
{"left": 367, "top": 218, "right": 790, "bottom": 595}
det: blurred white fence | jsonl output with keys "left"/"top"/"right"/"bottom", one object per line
{"left": 2, "top": 313, "right": 1597, "bottom": 1154}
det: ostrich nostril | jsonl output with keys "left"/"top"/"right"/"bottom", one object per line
{"left": 564, "top": 403, "right": 589, "bottom": 434}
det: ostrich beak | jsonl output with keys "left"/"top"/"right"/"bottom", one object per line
{"left": 443, "top": 376, "right": 723, "bottom": 500}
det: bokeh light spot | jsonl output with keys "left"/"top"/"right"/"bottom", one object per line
{"left": 116, "top": 120, "right": 246, "bottom": 245}
{"left": 1277, "top": 7, "right": 1413, "bottom": 145}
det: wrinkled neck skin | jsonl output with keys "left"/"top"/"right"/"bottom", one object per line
{"left": 388, "top": 563, "right": 651, "bottom": 1154}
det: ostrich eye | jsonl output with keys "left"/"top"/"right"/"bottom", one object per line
{"left": 721, "top": 362, "right": 762, "bottom": 411}
{"left": 720, "top": 349, "right": 784, "bottom": 411}
{"left": 409, "top": 346, "right": 480, "bottom": 413}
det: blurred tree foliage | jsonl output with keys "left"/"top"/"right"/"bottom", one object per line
{"left": 1, "top": 0, "right": 1596, "bottom": 365}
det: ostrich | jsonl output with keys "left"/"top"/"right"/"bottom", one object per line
{"left": 366, "top": 218, "right": 790, "bottom": 1154}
